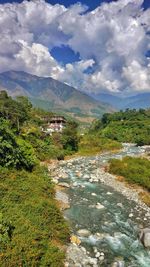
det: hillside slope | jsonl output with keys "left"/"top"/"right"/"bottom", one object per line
{"left": 0, "top": 71, "right": 114, "bottom": 119}
{"left": 91, "top": 93, "right": 150, "bottom": 110}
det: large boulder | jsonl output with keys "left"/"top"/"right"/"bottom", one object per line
{"left": 77, "top": 229, "right": 91, "bottom": 237}
{"left": 139, "top": 228, "right": 150, "bottom": 248}
{"left": 111, "top": 261, "right": 125, "bottom": 267}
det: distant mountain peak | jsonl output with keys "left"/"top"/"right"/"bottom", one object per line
{"left": 0, "top": 71, "right": 114, "bottom": 120}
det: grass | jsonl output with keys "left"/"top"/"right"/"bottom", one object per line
{"left": 0, "top": 166, "right": 70, "bottom": 266}
{"left": 139, "top": 192, "right": 150, "bottom": 207}
{"left": 77, "top": 134, "right": 122, "bottom": 156}
{"left": 109, "top": 156, "right": 150, "bottom": 206}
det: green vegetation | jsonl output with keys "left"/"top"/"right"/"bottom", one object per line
{"left": 1, "top": 90, "right": 150, "bottom": 264}
{"left": 0, "top": 91, "right": 71, "bottom": 266}
{"left": 109, "top": 157, "right": 150, "bottom": 191}
{"left": 78, "top": 134, "right": 122, "bottom": 156}
{"left": 90, "top": 109, "right": 150, "bottom": 145}
{"left": 0, "top": 166, "right": 69, "bottom": 266}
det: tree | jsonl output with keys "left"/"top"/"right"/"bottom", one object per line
{"left": 61, "top": 121, "right": 78, "bottom": 152}
{"left": 0, "top": 118, "right": 37, "bottom": 170}
{"left": 0, "top": 91, "right": 32, "bottom": 131}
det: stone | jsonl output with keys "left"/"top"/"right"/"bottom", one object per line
{"left": 89, "top": 258, "right": 97, "bottom": 265}
{"left": 83, "top": 174, "right": 90, "bottom": 179}
{"left": 99, "top": 255, "right": 105, "bottom": 261}
{"left": 139, "top": 228, "right": 150, "bottom": 248}
{"left": 96, "top": 203, "right": 105, "bottom": 209}
{"left": 73, "top": 182, "right": 78, "bottom": 187}
{"left": 95, "top": 252, "right": 100, "bottom": 258}
{"left": 107, "top": 191, "right": 112, "bottom": 195}
{"left": 58, "top": 182, "right": 70, "bottom": 188}
{"left": 52, "top": 179, "right": 58, "bottom": 184}
{"left": 70, "top": 235, "right": 81, "bottom": 245}
{"left": 77, "top": 229, "right": 91, "bottom": 237}
{"left": 100, "top": 252, "right": 105, "bottom": 256}
{"left": 111, "top": 261, "right": 125, "bottom": 267}
{"left": 55, "top": 191, "right": 69, "bottom": 204}
{"left": 61, "top": 172, "right": 68, "bottom": 179}
{"left": 117, "top": 203, "right": 123, "bottom": 208}
{"left": 91, "top": 193, "right": 97, "bottom": 196}
{"left": 76, "top": 172, "right": 82, "bottom": 178}
{"left": 81, "top": 247, "right": 87, "bottom": 254}
{"left": 93, "top": 247, "right": 98, "bottom": 253}
{"left": 129, "top": 213, "right": 134, "bottom": 218}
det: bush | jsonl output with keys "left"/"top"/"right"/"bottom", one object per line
{"left": 109, "top": 157, "right": 150, "bottom": 191}
{"left": 16, "top": 138, "right": 38, "bottom": 171}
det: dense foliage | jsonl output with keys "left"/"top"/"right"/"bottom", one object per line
{"left": 90, "top": 109, "right": 150, "bottom": 145}
{"left": 109, "top": 157, "right": 150, "bottom": 191}
{"left": 0, "top": 91, "right": 71, "bottom": 266}
{"left": 0, "top": 91, "right": 78, "bottom": 162}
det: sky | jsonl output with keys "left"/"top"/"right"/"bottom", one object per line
{"left": 0, "top": 0, "right": 150, "bottom": 96}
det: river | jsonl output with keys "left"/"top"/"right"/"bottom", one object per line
{"left": 52, "top": 144, "right": 150, "bottom": 267}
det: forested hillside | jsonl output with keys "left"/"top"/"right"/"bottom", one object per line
{"left": 90, "top": 109, "right": 150, "bottom": 145}
{"left": 0, "top": 91, "right": 81, "bottom": 266}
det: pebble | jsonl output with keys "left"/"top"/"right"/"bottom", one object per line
{"left": 107, "top": 191, "right": 113, "bottom": 195}
{"left": 95, "top": 252, "right": 100, "bottom": 258}
{"left": 99, "top": 255, "right": 105, "bottom": 261}
{"left": 91, "top": 193, "right": 97, "bottom": 196}
{"left": 96, "top": 203, "right": 105, "bottom": 209}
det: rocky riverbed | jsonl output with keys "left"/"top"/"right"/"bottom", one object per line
{"left": 49, "top": 144, "right": 150, "bottom": 267}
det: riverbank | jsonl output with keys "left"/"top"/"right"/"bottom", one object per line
{"left": 49, "top": 147, "right": 150, "bottom": 215}
{"left": 48, "top": 144, "right": 150, "bottom": 267}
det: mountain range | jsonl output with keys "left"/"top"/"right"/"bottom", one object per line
{"left": 0, "top": 71, "right": 149, "bottom": 121}
{"left": 90, "top": 92, "right": 150, "bottom": 110}
{"left": 0, "top": 71, "right": 114, "bottom": 120}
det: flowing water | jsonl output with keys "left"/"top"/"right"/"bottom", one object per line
{"left": 56, "top": 145, "right": 150, "bottom": 266}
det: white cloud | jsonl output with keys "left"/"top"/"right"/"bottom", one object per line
{"left": 0, "top": 0, "right": 149, "bottom": 95}
{"left": 53, "top": 59, "right": 95, "bottom": 89}
{"left": 122, "top": 60, "right": 150, "bottom": 92}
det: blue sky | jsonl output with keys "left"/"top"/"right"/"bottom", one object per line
{"left": 1, "top": 0, "right": 149, "bottom": 9}
{"left": 0, "top": 0, "right": 150, "bottom": 95}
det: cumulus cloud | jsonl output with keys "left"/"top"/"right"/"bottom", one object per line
{"left": 53, "top": 59, "right": 95, "bottom": 89}
{"left": 0, "top": 0, "right": 149, "bottom": 95}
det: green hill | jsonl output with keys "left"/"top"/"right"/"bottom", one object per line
{"left": 90, "top": 109, "right": 150, "bottom": 145}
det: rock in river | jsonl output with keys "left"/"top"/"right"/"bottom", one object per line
{"left": 77, "top": 229, "right": 91, "bottom": 237}
{"left": 111, "top": 261, "right": 125, "bottom": 267}
{"left": 96, "top": 203, "right": 105, "bottom": 209}
{"left": 139, "top": 228, "right": 150, "bottom": 248}
{"left": 58, "top": 182, "right": 70, "bottom": 188}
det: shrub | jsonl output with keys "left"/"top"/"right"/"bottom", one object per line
{"left": 109, "top": 157, "right": 150, "bottom": 191}
{"left": 16, "top": 138, "right": 38, "bottom": 170}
